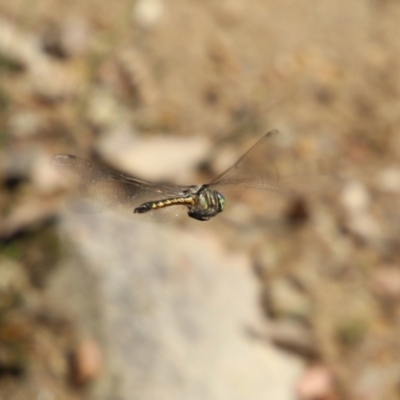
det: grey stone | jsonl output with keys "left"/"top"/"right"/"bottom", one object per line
{"left": 49, "top": 212, "right": 304, "bottom": 400}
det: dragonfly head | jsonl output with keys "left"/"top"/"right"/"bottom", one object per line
{"left": 187, "top": 188, "right": 226, "bottom": 221}
{"left": 196, "top": 189, "right": 225, "bottom": 213}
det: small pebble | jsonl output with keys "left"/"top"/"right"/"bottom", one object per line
{"left": 32, "top": 151, "right": 66, "bottom": 194}
{"left": 133, "top": 0, "right": 165, "bottom": 29}
{"left": 268, "top": 320, "right": 317, "bottom": 357}
{"left": 265, "top": 279, "right": 312, "bottom": 320}
{"left": 0, "top": 258, "right": 28, "bottom": 311}
{"left": 371, "top": 265, "right": 400, "bottom": 301}
{"left": 70, "top": 338, "right": 102, "bottom": 385}
{"left": 62, "top": 17, "right": 91, "bottom": 57}
{"left": 297, "top": 364, "right": 334, "bottom": 400}
{"left": 86, "top": 88, "right": 125, "bottom": 129}
{"left": 7, "top": 111, "right": 45, "bottom": 138}
{"left": 377, "top": 168, "right": 400, "bottom": 193}
{"left": 340, "top": 181, "right": 370, "bottom": 213}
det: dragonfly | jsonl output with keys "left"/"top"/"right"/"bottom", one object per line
{"left": 52, "top": 130, "right": 326, "bottom": 221}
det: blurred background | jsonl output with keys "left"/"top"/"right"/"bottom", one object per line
{"left": 1, "top": 0, "right": 400, "bottom": 399}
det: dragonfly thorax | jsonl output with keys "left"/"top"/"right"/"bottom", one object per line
{"left": 187, "top": 186, "right": 226, "bottom": 221}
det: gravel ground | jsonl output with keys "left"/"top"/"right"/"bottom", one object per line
{"left": 0, "top": 1, "right": 400, "bottom": 399}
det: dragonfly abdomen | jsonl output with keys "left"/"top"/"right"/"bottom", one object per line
{"left": 134, "top": 197, "right": 195, "bottom": 214}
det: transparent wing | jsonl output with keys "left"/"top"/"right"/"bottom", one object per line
{"left": 208, "top": 130, "right": 331, "bottom": 195}
{"left": 51, "top": 154, "right": 189, "bottom": 220}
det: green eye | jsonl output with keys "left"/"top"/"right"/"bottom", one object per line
{"left": 217, "top": 192, "right": 226, "bottom": 211}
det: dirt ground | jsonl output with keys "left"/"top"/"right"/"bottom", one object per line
{"left": 1, "top": 0, "right": 400, "bottom": 399}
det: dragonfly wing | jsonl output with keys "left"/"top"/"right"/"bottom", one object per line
{"left": 208, "top": 130, "right": 332, "bottom": 195}
{"left": 52, "top": 154, "right": 188, "bottom": 218}
{"left": 208, "top": 130, "right": 280, "bottom": 186}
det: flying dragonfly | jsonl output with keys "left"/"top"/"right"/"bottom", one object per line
{"left": 51, "top": 130, "right": 327, "bottom": 221}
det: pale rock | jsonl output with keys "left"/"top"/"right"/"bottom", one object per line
{"left": 97, "top": 127, "right": 210, "bottom": 183}
{"left": 48, "top": 213, "right": 305, "bottom": 400}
